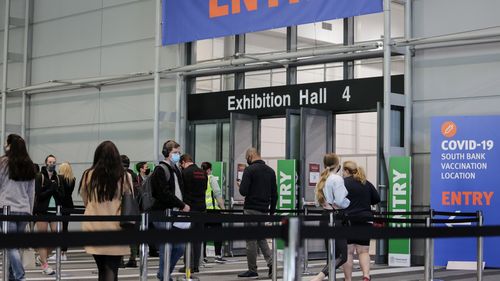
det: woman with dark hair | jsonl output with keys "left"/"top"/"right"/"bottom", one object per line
{"left": 33, "top": 154, "right": 64, "bottom": 275}
{"left": 80, "top": 141, "right": 133, "bottom": 281}
{"left": 0, "top": 134, "right": 36, "bottom": 281}
{"left": 201, "top": 161, "right": 227, "bottom": 263}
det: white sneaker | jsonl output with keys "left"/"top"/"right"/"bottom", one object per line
{"left": 48, "top": 253, "right": 68, "bottom": 261}
{"left": 42, "top": 265, "right": 55, "bottom": 275}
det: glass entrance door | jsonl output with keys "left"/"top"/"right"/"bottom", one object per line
{"left": 300, "top": 108, "right": 334, "bottom": 207}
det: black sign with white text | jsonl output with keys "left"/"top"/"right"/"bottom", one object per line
{"left": 188, "top": 75, "right": 403, "bottom": 120}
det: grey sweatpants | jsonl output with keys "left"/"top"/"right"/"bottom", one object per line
{"left": 244, "top": 209, "right": 273, "bottom": 272}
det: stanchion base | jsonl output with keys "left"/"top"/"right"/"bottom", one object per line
{"left": 176, "top": 277, "right": 200, "bottom": 281}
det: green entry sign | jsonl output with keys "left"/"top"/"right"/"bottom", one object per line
{"left": 388, "top": 156, "right": 412, "bottom": 267}
{"left": 276, "top": 159, "right": 297, "bottom": 261}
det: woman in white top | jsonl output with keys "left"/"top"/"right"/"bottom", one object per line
{"left": 311, "top": 153, "right": 350, "bottom": 281}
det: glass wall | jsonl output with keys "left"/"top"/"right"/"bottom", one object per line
{"left": 260, "top": 118, "right": 286, "bottom": 172}
{"left": 297, "top": 19, "right": 344, "bottom": 49}
{"left": 355, "top": 2, "right": 404, "bottom": 42}
{"left": 194, "top": 123, "right": 218, "bottom": 164}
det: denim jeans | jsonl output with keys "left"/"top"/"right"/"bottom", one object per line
{"left": 0, "top": 212, "right": 29, "bottom": 281}
{"left": 153, "top": 221, "right": 185, "bottom": 281}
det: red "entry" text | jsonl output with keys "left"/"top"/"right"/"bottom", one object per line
{"left": 210, "top": 0, "right": 300, "bottom": 18}
{"left": 442, "top": 191, "right": 494, "bottom": 206}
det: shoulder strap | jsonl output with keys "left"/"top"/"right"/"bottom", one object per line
{"left": 158, "top": 162, "right": 171, "bottom": 182}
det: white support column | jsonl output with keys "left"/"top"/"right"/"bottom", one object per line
{"left": 383, "top": 0, "right": 392, "bottom": 168}
{"left": 404, "top": 0, "right": 413, "bottom": 156}
{"left": 154, "top": 0, "right": 162, "bottom": 160}
{"left": 2, "top": 0, "right": 11, "bottom": 146}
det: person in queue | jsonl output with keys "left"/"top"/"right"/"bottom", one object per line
{"left": 201, "top": 161, "right": 227, "bottom": 264}
{"left": 237, "top": 148, "right": 277, "bottom": 278}
{"left": 341, "top": 161, "right": 380, "bottom": 281}
{"left": 80, "top": 141, "right": 133, "bottom": 281}
{"left": 310, "top": 153, "right": 350, "bottom": 281}
{"left": 179, "top": 154, "right": 207, "bottom": 273}
{"left": 0, "top": 134, "right": 36, "bottom": 281}
{"left": 136, "top": 161, "right": 150, "bottom": 186}
{"left": 48, "top": 162, "right": 76, "bottom": 261}
{"left": 34, "top": 154, "right": 64, "bottom": 275}
{"left": 151, "top": 140, "right": 190, "bottom": 281}
{"left": 121, "top": 154, "right": 139, "bottom": 268}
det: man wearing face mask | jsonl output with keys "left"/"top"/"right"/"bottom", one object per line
{"left": 237, "top": 148, "right": 277, "bottom": 278}
{"left": 33, "top": 154, "right": 65, "bottom": 275}
{"left": 135, "top": 161, "right": 150, "bottom": 186}
{"left": 151, "top": 140, "right": 190, "bottom": 281}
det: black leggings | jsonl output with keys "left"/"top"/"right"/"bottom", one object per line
{"left": 320, "top": 217, "right": 348, "bottom": 276}
{"left": 93, "top": 255, "right": 121, "bottom": 281}
{"left": 204, "top": 223, "right": 223, "bottom": 256}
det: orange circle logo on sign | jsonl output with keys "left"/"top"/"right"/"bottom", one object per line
{"left": 441, "top": 121, "right": 457, "bottom": 138}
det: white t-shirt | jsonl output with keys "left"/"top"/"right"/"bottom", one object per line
{"left": 319, "top": 172, "right": 350, "bottom": 209}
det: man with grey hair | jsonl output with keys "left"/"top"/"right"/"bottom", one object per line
{"left": 237, "top": 148, "right": 277, "bottom": 278}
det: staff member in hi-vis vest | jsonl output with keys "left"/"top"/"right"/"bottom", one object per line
{"left": 201, "top": 162, "right": 228, "bottom": 264}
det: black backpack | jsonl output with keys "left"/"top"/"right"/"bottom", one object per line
{"left": 138, "top": 163, "right": 170, "bottom": 212}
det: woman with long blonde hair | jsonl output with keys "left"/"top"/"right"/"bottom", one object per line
{"left": 53, "top": 162, "right": 76, "bottom": 260}
{"left": 311, "top": 153, "right": 350, "bottom": 281}
{"left": 341, "top": 161, "right": 380, "bottom": 281}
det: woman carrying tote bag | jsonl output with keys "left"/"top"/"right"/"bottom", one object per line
{"left": 80, "top": 140, "right": 133, "bottom": 281}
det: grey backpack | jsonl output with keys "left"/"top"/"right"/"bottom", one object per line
{"left": 138, "top": 163, "right": 170, "bottom": 212}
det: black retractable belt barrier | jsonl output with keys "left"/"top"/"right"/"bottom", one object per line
{"left": 0, "top": 225, "right": 284, "bottom": 249}
{"left": 433, "top": 211, "right": 478, "bottom": 217}
{"left": 0, "top": 210, "right": 495, "bottom": 250}
{"left": 377, "top": 211, "right": 430, "bottom": 216}
{"left": 432, "top": 218, "right": 479, "bottom": 224}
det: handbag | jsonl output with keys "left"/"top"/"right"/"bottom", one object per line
{"left": 21, "top": 224, "right": 36, "bottom": 269}
{"left": 120, "top": 176, "right": 140, "bottom": 229}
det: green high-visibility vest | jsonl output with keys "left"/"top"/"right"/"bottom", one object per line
{"left": 205, "top": 175, "right": 220, "bottom": 210}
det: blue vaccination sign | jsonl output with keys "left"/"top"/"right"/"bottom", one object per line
{"left": 162, "top": 0, "right": 382, "bottom": 45}
{"left": 431, "top": 115, "right": 500, "bottom": 267}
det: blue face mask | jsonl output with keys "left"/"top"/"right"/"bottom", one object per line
{"left": 171, "top": 153, "right": 181, "bottom": 164}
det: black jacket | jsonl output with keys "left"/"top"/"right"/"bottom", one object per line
{"left": 344, "top": 176, "right": 380, "bottom": 221}
{"left": 239, "top": 160, "right": 277, "bottom": 214}
{"left": 33, "top": 167, "right": 65, "bottom": 215}
{"left": 182, "top": 164, "right": 207, "bottom": 212}
{"left": 150, "top": 161, "right": 185, "bottom": 211}
{"left": 61, "top": 177, "right": 76, "bottom": 209}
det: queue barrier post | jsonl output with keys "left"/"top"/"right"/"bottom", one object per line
{"left": 272, "top": 220, "right": 278, "bottom": 281}
{"left": 328, "top": 212, "right": 336, "bottom": 281}
{"left": 283, "top": 217, "right": 301, "bottom": 281}
{"left": 163, "top": 209, "right": 172, "bottom": 281}
{"left": 2, "top": 206, "right": 10, "bottom": 281}
{"left": 139, "top": 213, "right": 149, "bottom": 281}
{"left": 55, "top": 205, "right": 62, "bottom": 281}
{"left": 302, "top": 208, "right": 313, "bottom": 275}
{"left": 477, "top": 210, "right": 484, "bottom": 281}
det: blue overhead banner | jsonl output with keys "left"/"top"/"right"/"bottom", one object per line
{"left": 431, "top": 115, "right": 500, "bottom": 267}
{"left": 162, "top": 0, "right": 383, "bottom": 45}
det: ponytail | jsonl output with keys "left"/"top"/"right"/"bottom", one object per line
{"left": 315, "top": 168, "right": 332, "bottom": 205}
{"left": 343, "top": 161, "right": 367, "bottom": 184}
{"left": 315, "top": 153, "right": 340, "bottom": 205}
